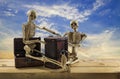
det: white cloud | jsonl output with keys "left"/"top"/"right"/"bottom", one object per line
{"left": 98, "top": 9, "right": 111, "bottom": 16}
{"left": 1, "top": 0, "right": 117, "bottom": 60}
{"left": 0, "top": 20, "right": 21, "bottom": 52}
{"left": 3, "top": 11, "right": 15, "bottom": 16}
{"left": 3, "top": 9, "right": 18, "bottom": 17}
{"left": 93, "top": 0, "right": 104, "bottom": 10}
{"left": 86, "top": 30, "right": 113, "bottom": 46}
{"left": 15, "top": 10, "right": 18, "bottom": 14}
{"left": 76, "top": 29, "right": 120, "bottom": 59}
{"left": 0, "top": 16, "right": 60, "bottom": 53}
{"left": 24, "top": 0, "right": 106, "bottom": 22}
{"left": 35, "top": 16, "right": 62, "bottom": 38}
{"left": 0, "top": 30, "right": 21, "bottom": 52}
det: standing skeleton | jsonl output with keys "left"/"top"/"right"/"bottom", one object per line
{"left": 64, "top": 21, "right": 87, "bottom": 64}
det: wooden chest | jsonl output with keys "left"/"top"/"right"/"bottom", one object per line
{"left": 44, "top": 37, "right": 68, "bottom": 69}
{"left": 14, "top": 37, "right": 43, "bottom": 68}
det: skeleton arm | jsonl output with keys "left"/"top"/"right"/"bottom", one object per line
{"left": 63, "top": 32, "right": 68, "bottom": 37}
{"left": 22, "top": 24, "right": 45, "bottom": 44}
{"left": 36, "top": 26, "right": 61, "bottom": 37}
{"left": 80, "top": 33, "right": 87, "bottom": 43}
{"left": 22, "top": 24, "right": 32, "bottom": 44}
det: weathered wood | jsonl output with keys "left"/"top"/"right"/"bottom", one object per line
{"left": 0, "top": 59, "right": 120, "bottom": 73}
{"left": 0, "top": 59, "right": 120, "bottom": 79}
{"left": 0, "top": 73, "right": 118, "bottom": 79}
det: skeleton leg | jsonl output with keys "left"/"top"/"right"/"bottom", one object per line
{"left": 26, "top": 54, "right": 63, "bottom": 68}
{"left": 71, "top": 46, "right": 77, "bottom": 58}
{"left": 24, "top": 45, "right": 31, "bottom": 55}
{"left": 26, "top": 50, "right": 70, "bottom": 72}
{"left": 24, "top": 43, "right": 37, "bottom": 55}
{"left": 66, "top": 46, "right": 79, "bottom": 64}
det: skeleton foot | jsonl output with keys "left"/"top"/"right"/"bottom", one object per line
{"left": 58, "top": 64, "right": 70, "bottom": 73}
{"left": 66, "top": 57, "right": 79, "bottom": 65}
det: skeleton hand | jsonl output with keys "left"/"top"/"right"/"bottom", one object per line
{"left": 68, "top": 43, "right": 80, "bottom": 47}
{"left": 34, "top": 39, "right": 46, "bottom": 44}
{"left": 36, "top": 26, "right": 45, "bottom": 30}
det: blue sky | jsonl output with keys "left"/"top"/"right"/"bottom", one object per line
{"left": 0, "top": 0, "right": 120, "bottom": 58}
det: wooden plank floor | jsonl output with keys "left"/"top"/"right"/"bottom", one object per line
{"left": 0, "top": 59, "right": 120, "bottom": 73}
{"left": 0, "top": 59, "right": 120, "bottom": 79}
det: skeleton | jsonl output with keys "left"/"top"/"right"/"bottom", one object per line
{"left": 63, "top": 20, "right": 87, "bottom": 64}
{"left": 22, "top": 10, "right": 69, "bottom": 72}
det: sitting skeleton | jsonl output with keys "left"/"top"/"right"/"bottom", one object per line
{"left": 22, "top": 10, "right": 61, "bottom": 54}
{"left": 22, "top": 10, "right": 45, "bottom": 54}
{"left": 22, "top": 10, "right": 69, "bottom": 72}
{"left": 63, "top": 20, "right": 87, "bottom": 64}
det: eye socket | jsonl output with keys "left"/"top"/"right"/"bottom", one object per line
{"left": 30, "top": 14, "right": 36, "bottom": 18}
{"left": 30, "top": 14, "right": 34, "bottom": 17}
{"left": 71, "top": 23, "right": 77, "bottom": 26}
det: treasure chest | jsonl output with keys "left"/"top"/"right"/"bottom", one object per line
{"left": 15, "top": 57, "right": 44, "bottom": 68}
{"left": 14, "top": 37, "right": 44, "bottom": 68}
{"left": 14, "top": 37, "right": 42, "bottom": 57}
{"left": 44, "top": 36, "right": 68, "bottom": 69}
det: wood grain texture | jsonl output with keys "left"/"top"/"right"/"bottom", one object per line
{"left": 0, "top": 59, "right": 120, "bottom": 79}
